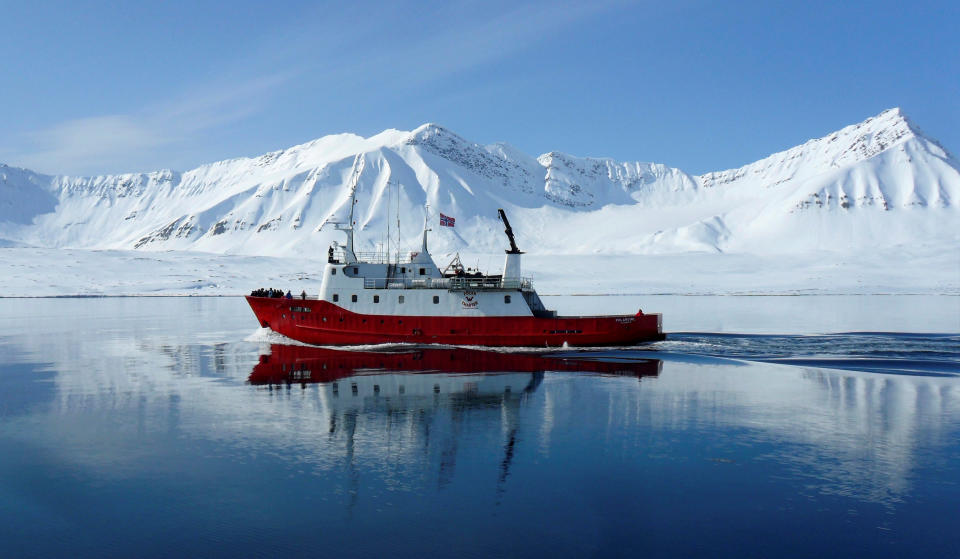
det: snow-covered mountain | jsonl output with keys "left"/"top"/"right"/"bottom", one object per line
{"left": 1, "top": 108, "right": 957, "bottom": 257}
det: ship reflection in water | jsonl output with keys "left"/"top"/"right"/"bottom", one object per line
{"left": 248, "top": 344, "right": 662, "bottom": 386}
{"left": 248, "top": 344, "right": 661, "bottom": 498}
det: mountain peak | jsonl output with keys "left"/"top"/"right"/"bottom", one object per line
{"left": 404, "top": 122, "right": 482, "bottom": 158}
{"left": 870, "top": 107, "right": 923, "bottom": 131}
{"left": 869, "top": 107, "right": 952, "bottom": 160}
{"left": 406, "top": 122, "right": 461, "bottom": 145}
{"left": 696, "top": 107, "right": 948, "bottom": 193}
{"left": 877, "top": 106, "right": 905, "bottom": 120}
{"left": 819, "top": 107, "right": 921, "bottom": 165}
{"left": 862, "top": 106, "right": 915, "bottom": 134}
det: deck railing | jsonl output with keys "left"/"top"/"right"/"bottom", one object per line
{"left": 362, "top": 277, "right": 532, "bottom": 291}
{"left": 329, "top": 248, "right": 413, "bottom": 265}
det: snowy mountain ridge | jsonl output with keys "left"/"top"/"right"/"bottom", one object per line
{"left": 0, "top": 108, "right": 957, "bottom": 257}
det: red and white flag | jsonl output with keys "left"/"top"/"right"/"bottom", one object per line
{"left": 439, "top": 213, "right": 455, "bottom": 227}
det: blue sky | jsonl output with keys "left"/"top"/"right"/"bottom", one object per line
{"left": 1, "top": 0, "right": 957, "bottom": 176}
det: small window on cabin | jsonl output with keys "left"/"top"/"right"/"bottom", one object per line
{"left": 331, "top": 268, "right": 336, "bottom": 275}
{"left": 398, "top": 295, "right": 405, "bottom": 304}
{"left": 373, "top": 295, "right": 379, "bottom": 303}
{"left": 505, "top": 295, "right": 511, "bottom": 304}
{"left": 332, "top": 294, "right": 339, "bottom": 302}
{"left": 401, "top": 267, "right": 406, "bottom": 273}
{"left": 420, "top": 268, "right": 426, "bottom": 276}
{"left": 351, "top": 294, "right": 357, "bottom": 303}
{"left": 433, "top": 295, "right": 439, "bottom": 304}
{"left": 353, "top": 267, "right": 358, "bottom": 274}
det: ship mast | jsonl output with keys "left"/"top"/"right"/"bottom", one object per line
{"left": 329, "top": 154, "right": 363, "bottom": 263}
{"left": 396, "top": 181, "right": 401, "bottom": 264}
{"left": 421, "top": 203, "right": 432, "bottom": 254}
{"left": 386, "top": 178, "right": 391, "bottom": 264}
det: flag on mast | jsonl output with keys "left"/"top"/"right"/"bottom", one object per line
{"left": 439, "top": 213, "right": 455, "bottom": 227}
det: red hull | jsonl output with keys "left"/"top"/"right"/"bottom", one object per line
{"left": 246, "top": 296, "right": 663, "bottom": 347}
{"left": 249, "top": 344, "right": 662, "bottom": 385}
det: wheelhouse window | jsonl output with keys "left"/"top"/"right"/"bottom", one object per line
{"left": 505, "top": 295, "right": 511, "bottom": 304}
{"left": 433, "top": 295, "right": 439, "bottom": 304}
{"left": 351, "top": 294, "right": 357, "bottom": 303}
{"left": 373, "top": 295, "right": 380, "bottom": 303}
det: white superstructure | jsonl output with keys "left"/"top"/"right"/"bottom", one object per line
{"left": 318, "top": 223, "right": 551, "bottom": 318}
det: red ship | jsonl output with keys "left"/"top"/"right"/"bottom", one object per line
{"left": 247, "top": 207, "right": 663, "bottom": 347}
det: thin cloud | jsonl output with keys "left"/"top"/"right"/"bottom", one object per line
{"left": 15, "top": 115, "right": 171, "bottom": 176}
{"left": 290, "top": 2, "right": 618, "bottom": 94}
{"left": 378, "top": 3, "right": 610, "bottom": 83}
{"left": 7, "top": 71, "right": 294, "bottom": 176}
{"left": 4, "top": 2, "right": 619, "bottom": 176}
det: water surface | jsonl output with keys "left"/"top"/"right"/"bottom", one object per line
{"left": 1, "top": 297, "right": 958, "bottom": 558}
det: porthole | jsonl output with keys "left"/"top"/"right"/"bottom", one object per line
{"left": 332, "top": 294, "right": 339, "bottom": 302}
{"left": 331, "top": 268, "right": 337, "bottom": 275}
{"left": 373, "top": 295, "right": 380, "bottom": 303}
{"left": 399, "top": 295, "right": 404, "bottom": 304}
{"left": 433, "top": 295, "right": 439, "bottom": 304}
{"left": 505, "top": 295, "right": 511, "bottom": 304}
{"left": 351, "top": 294, "right": 357, "bottom": 303}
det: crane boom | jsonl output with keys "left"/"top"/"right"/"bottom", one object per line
{"left": 497, "top": 208, "right": 522, "bottom": 254}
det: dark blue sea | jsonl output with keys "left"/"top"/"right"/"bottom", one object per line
{"left": 1, "top": 297, "right": 958, "bottom": 558}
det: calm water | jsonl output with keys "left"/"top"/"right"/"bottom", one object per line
{"left": 1, "top": 297, "right": 958, "bottom": 558}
